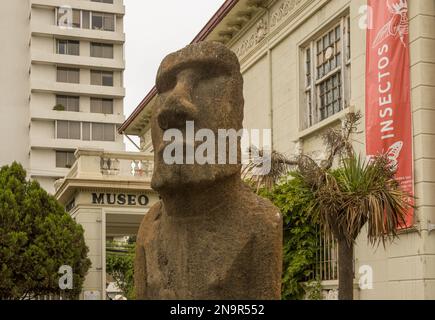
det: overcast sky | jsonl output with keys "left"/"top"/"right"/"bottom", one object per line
{"left": 123, "top": 0, "right": 226, "bottom": 150}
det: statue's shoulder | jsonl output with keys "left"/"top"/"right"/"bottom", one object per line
{"left": 137, "top": 201, "right": 163, "bottom": 244}
{"left": 240, "top": 184, "right": 282, "bottom": 227}
{"left": 147, "top": 200, "right": 164, "bottom": 221}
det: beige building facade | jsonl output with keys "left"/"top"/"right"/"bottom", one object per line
{"left": 0, "top": 0, "right": 126, "bottom": 193}
{"left": 55, "top": 148, "right": 159, "bottom": 299}
{"left": 120, "top": 0, "right": 435, "bottom": 299}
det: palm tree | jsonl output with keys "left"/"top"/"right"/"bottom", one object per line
{"left": 297, "top": 153, "right": 410, "bottom": 300}
{"left": 245, "top": 112, "right": 412, "bottom": 300}
{"left": 242, "top": 146, "right": 296, "bottom": 192}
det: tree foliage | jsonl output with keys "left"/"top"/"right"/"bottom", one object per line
{"left": 260, "top": 173, "right": 319, "bottom": 300}
{"left": 289, "top": 112, "right": 412, "bottom": 299}
{"left": 106, "top": 241, "right": 135, "bottom": 300}
{"left": 0, "top": 162, "right": 91, "bottom": 299}
{"left": 248, "top": 112, "right": 412, "bottom": 300}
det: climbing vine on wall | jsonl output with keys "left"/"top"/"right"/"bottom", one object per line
{"left": 259, "top": 172, "right": 320, "bottom": 300}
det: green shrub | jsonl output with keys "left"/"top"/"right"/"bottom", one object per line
{"left": 259, "top": 172, "right": 319, "bottom": 300}
{"left": 106, "top": 241, "right": 135, "bottom": 300}
{"left": 0, "top": 162, "right": 91, "bottom": 299}
{"left": 53, "top": 104, "right": 65, "bottom": 111}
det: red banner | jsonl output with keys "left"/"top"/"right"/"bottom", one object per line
{"left": 365, "top": 0, "right": 414, "bottom": 227}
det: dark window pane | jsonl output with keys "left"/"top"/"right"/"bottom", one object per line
{"left": 91, "top": 71, "right": 101, "bottom": 85}
{"left": 57, "top": 40, "right": 67, "bottom": 54}
{"left": 91, "top": 43, "right": 113, "bottom": 59}
{"left": 56, "top": 151, "right": 75, "bottom": 168}
{"left": 57, "top": 68, "right": 68, "bottom": 82}
{"left": 57, "top": 68, "right": 80, "bottom": 83}
{"left": 102, "top": 72, "right": 113, "bottom": 86}
{"left": 103, "top": 14, "right": 115, "bottom": 31}
{"left": 68, "top": 96, "right": 79, "bottom": 112}
{"left": 92, "top": 123, "right": 104, "bottom": 141}
{"left": 90, "top": 98, "right": 102, "bottom": 113}
{"left": 57, "top": 121, "right": 68, "bottom": 139}
{"left": 68, "top": 41, "right": 80, "bottom": 55}
{"left": 102, "top": 44, "right": 114, "bottom": 58}
{"left": 90, "top": 43, "right": 102, "bottom": 57}
{"left": 92, "top": 14, "right": 103, "bottom": 30}
{"left": 69, "top": 69, "right": 80, "bottom": 83}
{"left": 102, "top": 99, "right": 113, "bottom": 114}
{"left": 104, "top": 124, "right": 115, "bottom": 141}
{"left": 69, "top": 122, "right": 81, "bottom": 139}
{"left": 56, "top": 151, "right": 67, "bottom": 167}
{"left": 72, "top": 10, "right": 81, "bottom": 28}
{"left": 82, "top": 11, "right": 90, "bottom": 29}
{"left": 83, "top": 122, "right": 90, "bottom": 141}
{"left": 66, "top": 152, "right": 75, "bottom": 167}
{"left": 56, "top": 95, "right": 67, "bottom": 108}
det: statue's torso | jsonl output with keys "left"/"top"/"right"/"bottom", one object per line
{"left": 142, "top": 208, "right": 254, "bottom": 299}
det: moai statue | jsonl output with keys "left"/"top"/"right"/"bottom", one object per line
{"left": 135, "top": 41, "right": 282, "bottom": 300}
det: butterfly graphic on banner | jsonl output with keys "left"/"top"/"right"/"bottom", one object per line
{"left": 386, "top": 141, "right": 403, "bottom": 170}
{"left": 372, "top": 0, "right": 409, "bottom": 48}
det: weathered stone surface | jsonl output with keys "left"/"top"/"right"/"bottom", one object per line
{"left": 135, "top": 41, "right": 282, "bottom": 300}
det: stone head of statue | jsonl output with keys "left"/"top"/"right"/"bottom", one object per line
{"left": 150, "top": 41, "right": 244, "bottom": 192}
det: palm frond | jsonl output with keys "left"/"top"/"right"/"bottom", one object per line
{"left": 242, "top": 146, "right": 297, "bottom": 192}
{"left": 313, "top": 154, "right": 411, "bottom": 246}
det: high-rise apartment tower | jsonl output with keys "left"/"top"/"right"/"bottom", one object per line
{"left": 0, "top": 0, "right": 126, "bottom": 193}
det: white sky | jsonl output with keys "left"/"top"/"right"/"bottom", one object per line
{"left": 123, "top": 0, "right": 226, "bottom": 150}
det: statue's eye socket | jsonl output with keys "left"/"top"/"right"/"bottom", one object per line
{"left": 156, "top": 66, "right": 229, "bottom": 94}
{"left": 198, "top": 65, "right": 228, "bottom": 80}
{"left": 157, "top": 76, "right": 176, "bottom": 94}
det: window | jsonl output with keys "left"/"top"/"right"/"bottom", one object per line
{"left": 82, "top": 10, "right": 90, "bottom": 29}
{"left": 91, "top": 70, "right": 113, "bottom": 86}
{"left": 56, "top": 9, "right": 115, "bottom": 31}
{"left": 57, "top": 121, "right": 81, "bottom": 140}
{"left": 56, "top": 121, "right": 116, "bottom": 141}
{"left": 92, "top": 123, "right": 115, "bottom": 141}
{"left": 56, "top": 39, "right": 79, "bottom": 55}
{"left": 72, "top": 9, "right": 81, "bottom": 28}
{"left": 91, "top": 98, "right": 114, "bottom": 114}
{"left": 57, "top": 67, "right": 80, "bottom": 83}
{"left": 303, "top": 16, "right": 351, "bottom": 127}
{"left": 57, "top": 8, "right": 80, "bottom": 28}
{"left": 92, "top": 12, "right": 115, "bottom": 31}
{"left": 82, "top": 122, "right": 91, "bottom": 141}
{"left": 56, "top": 151, "right": 76, "bottom": 168}
{"left": 90, "top": 43, "right": 114, "bottom": 59}
{"left": 56, "top": 95, "right": 79, "bottom": 112}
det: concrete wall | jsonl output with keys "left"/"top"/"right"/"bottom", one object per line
{"left": 72, "top": 207, "right": 105, "bottom": 299}
{"left": 0, "top": 1, "right": 31, "bottom": 169}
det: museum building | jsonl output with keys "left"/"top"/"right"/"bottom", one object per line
{"left": 118, "top": 0, "right": 435, "bottom": 299}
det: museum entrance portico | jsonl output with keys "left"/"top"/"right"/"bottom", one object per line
{"left": 54, "top": 148, "right": 159, "bottom": 300}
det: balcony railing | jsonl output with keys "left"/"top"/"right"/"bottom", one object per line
{"left": 100, "top": 155, "right": 153, "bottom": 177}
{"left": 63, "top": 148, "right": 153, "bottom": 183}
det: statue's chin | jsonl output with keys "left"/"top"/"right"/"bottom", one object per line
{"left": 151, "top": 176, "right": 213, "bottom": 194}
{"left": 151, "top": 164, "right": 240, "bottom": 194}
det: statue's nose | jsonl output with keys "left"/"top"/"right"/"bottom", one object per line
{"left": 157, "top": 94, "right": 197, "bottom": 130}
{"left": 157, "top": 71, "right": 198, "bottom": 130}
